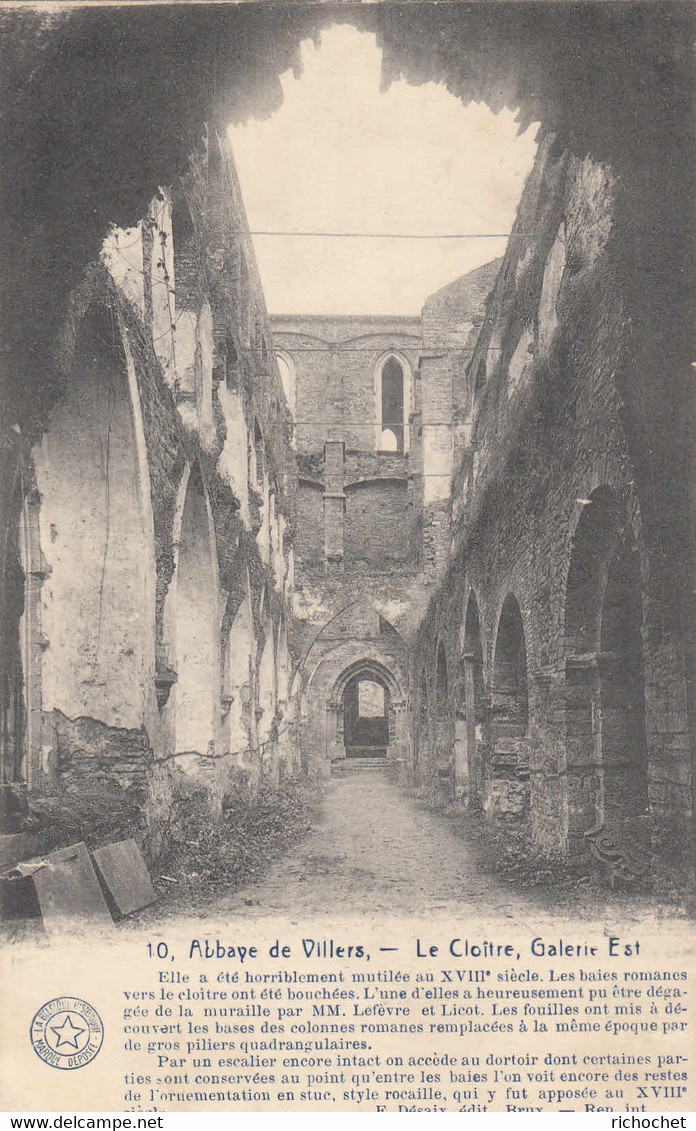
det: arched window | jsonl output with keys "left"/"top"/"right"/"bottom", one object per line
{"left": 492, "top": 595, "right": 528, "bottom": 738}
{"left": 380, "top": 357, "right": 405, "bottom": 452}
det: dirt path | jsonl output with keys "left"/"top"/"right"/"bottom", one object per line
{"left": 213, "top": 766, "right": 528, "bottom": 922}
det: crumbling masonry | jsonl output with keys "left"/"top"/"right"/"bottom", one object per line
{"left": 1, "top": 3, "right": 692, "bottom": 887}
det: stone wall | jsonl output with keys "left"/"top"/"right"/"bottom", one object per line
{"left": 0, "top": 132, "right": 299, "bottom": 842}
{"left": 275, "top": 281, "right": 503, "bottom": 779}
{"left": 274, "top": 316, "right": 425, "bottom": 667}
{"left": 344, "top": 479, "right": 413, "bottom": 565}
{"left": 410, "top": 132, "right": 692, "bottom": 865}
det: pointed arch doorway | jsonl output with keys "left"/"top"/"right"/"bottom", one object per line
{"left": 343, "top": 674, "right": 389, "bottom": 758}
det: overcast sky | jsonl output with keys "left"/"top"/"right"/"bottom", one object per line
{"left": 228, "top": 26, "right": 538, "bottom": 316}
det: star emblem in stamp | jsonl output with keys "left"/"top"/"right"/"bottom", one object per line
{"left": 30, "top": 997, "right": 104, "bottom": 1070}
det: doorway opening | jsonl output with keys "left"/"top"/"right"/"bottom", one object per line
{"left": 343, "top": 675, "right": 389, "bottom": 758}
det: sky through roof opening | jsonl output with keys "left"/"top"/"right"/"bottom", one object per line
{"left": 228, "top": 25, "right": 538, "bottom": 316}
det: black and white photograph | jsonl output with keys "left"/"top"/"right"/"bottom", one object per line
{"left": 0, "top": 0, "right": 694, "bottom": 1116}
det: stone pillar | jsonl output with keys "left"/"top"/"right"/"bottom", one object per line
{"left": 391, "top": 700, "right": 408, "bottom": 764}
{"left": 453, "top": 652, "right": 477, "bottom": 802}
{"left": 323, "top": 440, "right": 345, "bottom": 567}
{"left": 453, "top": 715, "right": 469, "bottom": 802}
{"left": 326, "top": 698, "right": 343, "bottom": 770}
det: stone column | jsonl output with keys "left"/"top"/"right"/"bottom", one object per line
{"left": 326, "top": 698, "right": 344, "bottom": 770}
{"left": 390, "top": 700, "right": 408, "bottom": 765}
{"left": 453, "top": 652, "right": 477, "bottom": 801}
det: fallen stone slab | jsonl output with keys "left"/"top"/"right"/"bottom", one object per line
{"left": 2, "top": 841, "right": 112, "bottom": 932}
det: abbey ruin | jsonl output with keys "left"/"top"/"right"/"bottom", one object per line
{"left": 1, "top": 2, "right": 693, "bottom": 898}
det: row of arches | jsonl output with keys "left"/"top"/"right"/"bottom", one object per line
{"left": 422, "top": 593, "right": 527, "bottom": 785}
{"left": 220, "top": 581, "right": 292, "bottom": 774}
{"left": 1, "top": 301, "right": 295, "bottom": 825}
{"left": 417, "top": 485, "right": 648, "bottom": 845}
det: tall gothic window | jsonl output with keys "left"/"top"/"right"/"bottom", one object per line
{"left": 380, "top": 357, "right": 405, "bottom": 452}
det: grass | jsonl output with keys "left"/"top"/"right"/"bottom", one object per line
{"left": 20, "top": 789, "right": 143, "bottom": 856}
{"left": 14, "top": 776, "right": 320, "bottom": 917}
{"left": 414, "top": 785, "right": 691, "bottom": 911}
{"left": 149, "top": 776, "right": 319, "bottom": 908}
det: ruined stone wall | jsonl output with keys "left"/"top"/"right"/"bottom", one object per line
{"left": 410, "top": 132, "right": 692, "bottom": 864}
{"left": 344, "top": 479, "right": 413, "bottom": 565}
{"left": 271, "top": 316, "right": 421, "bottom": 455}
{"left": 275, "top": 285, "right": 508, "bottom": 774}
{"left": 272, "top": 316, "right": 424, "bottom": 677}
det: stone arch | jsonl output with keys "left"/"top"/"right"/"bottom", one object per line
{"left": 166, "top": 461, "right": 219, "bottom": 764}
{"left": 252, "top": 420, "right": 271, "bottom": 559}
{"left": 296, "top": 600, "right": 408, "bottom": 774}
{"left": 33, "top": 302, "right": 156, "bottom": 733}
{"left": 600, "top": 525, "right": 649, "bottom": 820}
{"left": 563, "top": 486, "right": 649, "bottom": 851}
{"left": 374, "top": 351, "right": 413, "bottom": 453}
{"left": 492, "top": 594, "right": 529, "bottom": 740}
{"left": 486, "top": 594, "right": 530, "bottom": 820}
{"left": 311, "top": 648, "right": 407, "bottom": 773}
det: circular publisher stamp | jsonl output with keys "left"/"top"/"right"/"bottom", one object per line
{"left": 30, "top": 997, "right": 104, "bottom": 1070}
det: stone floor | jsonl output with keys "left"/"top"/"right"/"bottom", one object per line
{"left": 213, "top": 764, "right": 528, "bottom": 921}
